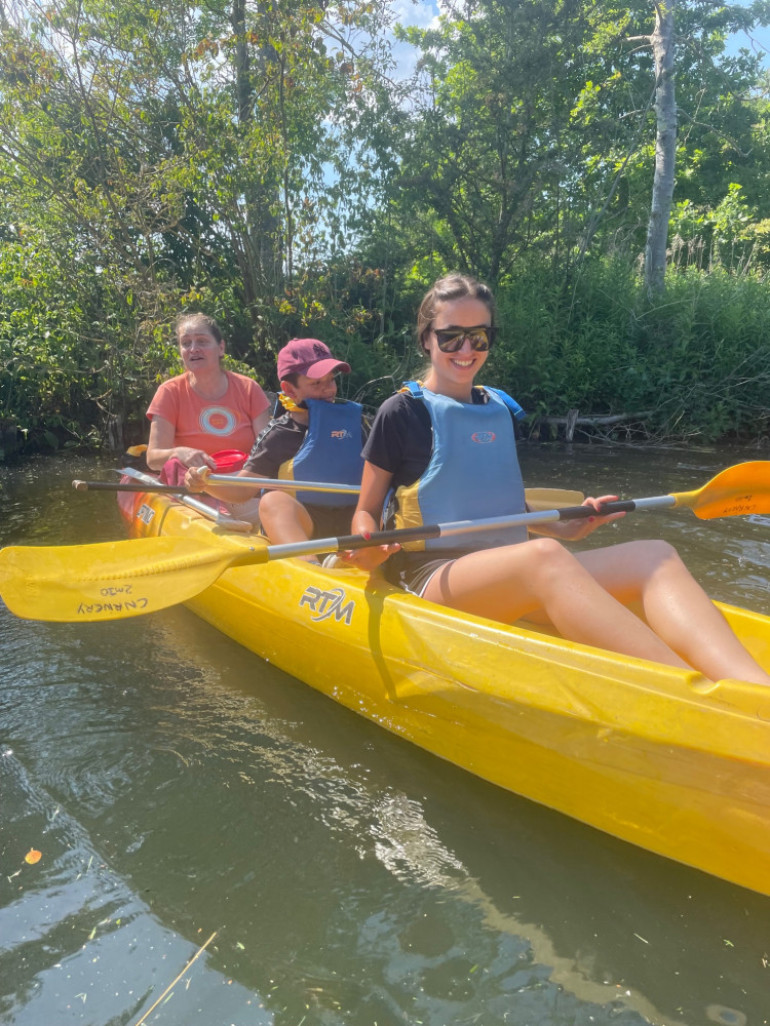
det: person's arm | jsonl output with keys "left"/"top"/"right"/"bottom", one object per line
{"left": 185, "top": 419, "right": 280, "bottom": 500}
{"left": 251, "top": 407, "right": 272, "bottom": 439}
{"left": 344, "top": 461, "right": 401, "bottom": 570}
{"left": 146, "top": 416, "right": 216, "bottom": 471}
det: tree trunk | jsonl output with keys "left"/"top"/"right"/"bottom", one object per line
{"left": 644, "top": 0, "right": 677, "bottom": 297}
{"left": 230, "top": 0, "right": 282, "bottom": 351}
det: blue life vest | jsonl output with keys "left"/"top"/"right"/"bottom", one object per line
{"left": 279, "top": 398, "right": 363, "bottom": 507}
{"left": 394, "top": 382, "right": 528, "bottom": 551}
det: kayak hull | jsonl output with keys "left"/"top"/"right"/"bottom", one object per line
{"left": 122, "top": 490, "right": 770, "bottom": 896}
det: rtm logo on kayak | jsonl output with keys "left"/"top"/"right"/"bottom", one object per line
{"left": 136, "top": 504, "right": 155, "bottom": 525}
{"left": 300, "top": 586, "right": 354, "bottom": 625}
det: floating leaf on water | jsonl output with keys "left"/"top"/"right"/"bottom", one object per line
{"left": 24, "top": 849, "right": 42, "bottom": 865}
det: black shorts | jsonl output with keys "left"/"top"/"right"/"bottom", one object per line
{"left": 306, "top": 504, "right": 355, "bottom": 541}
{"left": 385, "top": 549, "right": 468, "bottom": 596}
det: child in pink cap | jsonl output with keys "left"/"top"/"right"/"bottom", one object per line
{"left": 186, "top": 339, "right": 365, "bottom": 560}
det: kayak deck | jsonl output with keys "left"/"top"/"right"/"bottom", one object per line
{"left": 121, "top": 489, "right": 770, "bottom": 897}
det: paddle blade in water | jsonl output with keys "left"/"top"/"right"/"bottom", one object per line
{"left": 675, "top": 462, "right": 770, "bottom": 519}
{"left": 0, "top": 537, "right": 248, "bottom": 622}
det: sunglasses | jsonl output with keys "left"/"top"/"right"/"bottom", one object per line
{"left": 433, "top": 324, "right": 496, "bottom": 353}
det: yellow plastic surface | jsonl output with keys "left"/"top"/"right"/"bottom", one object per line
{"left": 121, "top": 490, "right": 770, "bottom": 896}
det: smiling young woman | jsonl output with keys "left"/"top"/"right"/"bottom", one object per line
{"left": 145, "top": 313, "right": 271, "bottom": 473}
{"left": 345, "top": 273, "right": 770, "bottom": 686}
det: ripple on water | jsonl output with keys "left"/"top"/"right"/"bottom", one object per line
{"left": 0, "top": 749, "right": 264, "bottom": 1025}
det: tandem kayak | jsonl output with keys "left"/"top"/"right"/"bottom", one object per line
{"left": 109, "top": 481, "right": 769, "bottom": 897}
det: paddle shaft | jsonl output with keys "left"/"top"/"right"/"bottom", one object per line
{"left": 75, "top": 480, "right": 185, "bottom": 493}
{"left": 73, "top": 476, "right": 361, "bottom": 496}
{"left": 75, "top": 478, "right": 588, "bottom": 504}
{"left": 257, "top": 497, "right": 665, "bottom": 562}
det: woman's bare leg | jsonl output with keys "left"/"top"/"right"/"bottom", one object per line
{"left": 421, "top": 538, "right": 770, "bottom": 683}
{"left": 423, "top": 538, "right": 691, "bottom": 667}
{"left": 576, "top": 540, "right": 770, "bottom": 685}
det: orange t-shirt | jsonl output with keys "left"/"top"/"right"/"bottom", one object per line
{"left": 146, "top": 371, "right": 269, "bottom": 454}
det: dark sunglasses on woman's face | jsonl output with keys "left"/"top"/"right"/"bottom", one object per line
{"left": 433, "top": 325, "right": 496, "bottom": 352}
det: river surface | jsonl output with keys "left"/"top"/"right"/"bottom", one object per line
{"left": 1, "top": 446, "right": 770, "bottom": 1026}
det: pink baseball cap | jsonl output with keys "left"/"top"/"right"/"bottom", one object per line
{"left": 277, "top": 338, "right": 351, "bottom": 380}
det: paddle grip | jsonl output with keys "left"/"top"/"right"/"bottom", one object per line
{"left": 335, "top": 525, "right": 443, "bottom": 549}
{"left": 299, "top": 501, "right": 640, "bottom": 556}
{"left": 557, "top": 499, "right": 637, "bottom": 519}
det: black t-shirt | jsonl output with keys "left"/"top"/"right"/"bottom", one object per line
{"left": 243, "top": 412, "right": 306, "bottom": 479}
{"left": 362, "top": 387, "right": 515, "bottom": 489}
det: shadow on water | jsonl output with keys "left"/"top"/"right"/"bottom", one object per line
{"left": 2, "top": 450, "right": 770, "bottom": 1024}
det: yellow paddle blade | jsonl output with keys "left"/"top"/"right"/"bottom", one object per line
{"left": 672, "top": 461, "right": 770, "bottom": 519}
{"left": 0, "top": 536, "right": 258, "bottom": 622}
{"left": 524, "top": 487, "right": 584, "bottom": 511}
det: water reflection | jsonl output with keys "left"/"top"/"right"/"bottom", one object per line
{"left": 0, "top": 749, "right": 266, "bottom": 1025}
{"left": 1, "top": 449, "right": 770, "bottom": 1024}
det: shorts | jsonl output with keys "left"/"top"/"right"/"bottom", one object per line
{"left": 386, "top": 549, "right": 468, "bottom": 597}
{"left": 226, "top": 496, "right": 262, "bottom": 524}
{"left": 307, "top": 504, "right": 355, "bottom": 541}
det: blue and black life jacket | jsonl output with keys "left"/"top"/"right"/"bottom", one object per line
{"left": 393, "top": 382, "right": 528, "bottom": 551}
{"left": 278, "top": 398, "right": 364, "bottom": 507}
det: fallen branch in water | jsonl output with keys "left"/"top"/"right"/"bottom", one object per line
{"left": 530, "top": 409, "right": 653, "bottom": 442}
{"left": 132, "top": 930, "right": 218, "bottom": 1026}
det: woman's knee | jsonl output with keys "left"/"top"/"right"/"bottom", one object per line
{"left": 630, "top": 538, "right": 681, "bottom": 568}
{"left": 615, "top": 539, "right": 687, "bottom": 586}
{"left": 258, "top": 490, "right": 299, "bottom": 527}
{"left": 260, "top": 490, "right": 292, "bottom": 514}
{"left": 520, "top": 537, "right": 579, "bottom": 584}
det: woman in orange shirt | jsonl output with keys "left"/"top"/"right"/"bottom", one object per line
{"left": 146, "top": 313, "right": 271, "bottom": 472}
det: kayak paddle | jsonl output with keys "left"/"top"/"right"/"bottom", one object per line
{"left": 73, "top": 475, "right": 363, "bottom": 496}
{"left": 73, "top": 477, "right": 586, "bottom": 509}
{"left": 1, "top": 461, "right": 767, "bottom": 623}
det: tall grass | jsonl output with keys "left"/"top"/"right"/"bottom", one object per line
{"left": 486, "top": 259, "right": 770, "bottom": 443}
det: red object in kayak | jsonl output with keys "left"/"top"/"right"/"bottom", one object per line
{"left": 212, "top": 450, "right": 248, "bottom": 473}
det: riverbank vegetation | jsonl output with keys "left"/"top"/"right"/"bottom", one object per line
{"left": 1, "top": 0, "right": 769, "bottom": 457}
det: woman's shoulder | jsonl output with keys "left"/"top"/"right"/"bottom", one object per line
{"left": 376, "top": 388, "right": 424, "bottom": 417}
{"left": 226, "top": 370, "right": 265, "bottom": 392}
{"left": 149, "top": 372, "right": 188, "bottom": 407}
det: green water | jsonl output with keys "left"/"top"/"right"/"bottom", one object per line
{"left": 1, "top": 449, "right": 769, "bottom": 1025}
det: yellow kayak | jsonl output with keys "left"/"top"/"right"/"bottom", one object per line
{"left": 115, "top": 486, "right": 770, "bottom": 896}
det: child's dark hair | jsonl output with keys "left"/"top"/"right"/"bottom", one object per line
{"left": 416, "top": 274, "right": 496, "bottom": 352}
{"left": 174, "top": 312, "right": 224, "bottom": 344}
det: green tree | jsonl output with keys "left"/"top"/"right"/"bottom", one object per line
{"left": 0, "top": 0, "right": 394, "bottom": 444}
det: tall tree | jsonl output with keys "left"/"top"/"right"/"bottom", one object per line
{"left": 641, "top": 0, "right": 677, "bottom": 296}
{"left": 624, "top": 0, "right": 768, "bottom": 293}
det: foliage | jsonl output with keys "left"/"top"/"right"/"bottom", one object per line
{"left": 0, "top": 0, "right": 769, "bottom": 454}
{"left": 485, "top": 258, "right": 770, "bottom": 444}
{"left": 0, "top": 0, "right": 395, "bottom": 448}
